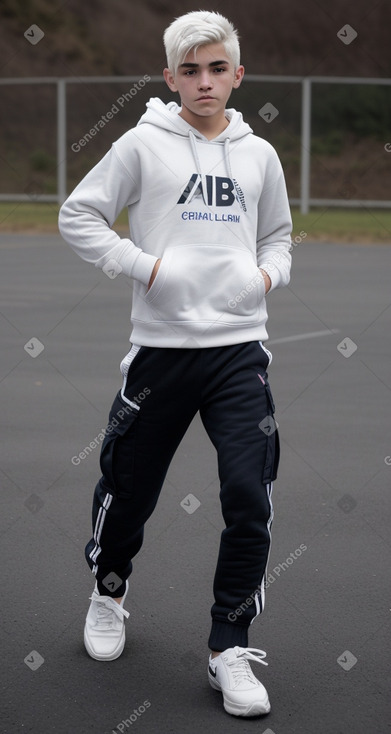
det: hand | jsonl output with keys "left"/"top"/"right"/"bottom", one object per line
{"left": 147, "top": 259, "right": 161, "bottom": 291}
{"left": 259, "top": 268, "right": 271, "bottom": 294}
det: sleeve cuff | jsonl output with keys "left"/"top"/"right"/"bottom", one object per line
{"left": 131, "top": 251, "right": 159, "bottom": 286}
{"left": 259, "top": 265, "right": 277, "bottom": 292}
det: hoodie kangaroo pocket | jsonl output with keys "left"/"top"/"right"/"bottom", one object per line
{"left": 144, "top": 244, "right": 264, "bottom": 324}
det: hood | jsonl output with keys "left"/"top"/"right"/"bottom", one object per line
{"left": 137, "top": 96, "right": 253, "bottom": 193}
{"left": 137, "top": 97, "right": 253, "bottom": 142}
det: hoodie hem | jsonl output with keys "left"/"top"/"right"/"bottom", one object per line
{"left": 129, "top": 322, "right": 269, "bottom": 348}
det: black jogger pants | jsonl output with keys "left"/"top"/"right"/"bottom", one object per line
{"left": 85, "top": 341, "right": 280, "bottom": 651}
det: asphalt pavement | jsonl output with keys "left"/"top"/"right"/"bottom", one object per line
{"left": 1, "top": 233, "right": 390, "bottom": 734}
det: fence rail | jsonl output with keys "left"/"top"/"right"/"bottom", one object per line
{"left": 1, "top": 74, "right": 390, "bottom": 213}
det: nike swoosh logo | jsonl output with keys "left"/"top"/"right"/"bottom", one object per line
{"left": 208, "top": 665, "right": 217, "bottom": 678}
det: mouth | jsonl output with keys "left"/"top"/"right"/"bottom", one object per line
{"left": 196, "top": 96, "right": 215, "bottom": 101}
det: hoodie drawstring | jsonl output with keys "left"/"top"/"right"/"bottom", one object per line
{"left": 224, "top": 137, "right": 234, "bottom": 182}
{"left": 188, "top": 130, "right": 235, "bottom": 205}
{"left": 189, "top": 130, "right": 203, "bottom": 177}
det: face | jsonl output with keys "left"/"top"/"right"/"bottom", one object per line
{"left": 164, "top": 42, "right": 244, "bottom": 123}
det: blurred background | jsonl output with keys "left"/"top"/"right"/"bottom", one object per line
{"left": 0, "top": 0, "right": 390, "bottom": 233}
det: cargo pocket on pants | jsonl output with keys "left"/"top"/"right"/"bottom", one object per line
{"left": 99, "top": 391, "right": 139, "bottom": 499}
{"left": 260, "top": 378, "right": 280, "bottom": 484}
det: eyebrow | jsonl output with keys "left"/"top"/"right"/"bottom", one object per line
{"left": 179, "top": 60, "right": 229, "bottom": 68}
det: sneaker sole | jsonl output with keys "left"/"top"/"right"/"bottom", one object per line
{"left": 208, "top": 671, "right": 271, "bottom": 717}
{"left": 83, "top": 627, "right": 125, "bottom": 661}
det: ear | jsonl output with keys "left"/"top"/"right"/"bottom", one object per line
{"left": 232, "top": 65, "right": 245, "bottom": 89}
{"left": 163, "top": 67, "right": 178, "bottom": 92}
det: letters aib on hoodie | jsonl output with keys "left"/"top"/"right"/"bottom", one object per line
{"left": 59, "top": 97, "right": 292, "bottom": 348}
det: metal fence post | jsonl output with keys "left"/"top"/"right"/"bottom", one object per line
{"left": 300, "top": 77, "right": 311, "bottom": 215}
{"left": 57, "top": 79, "right": 66, "bottom": 205}
{"left": 1, "top": 74, "right": 390, "bottom": 208}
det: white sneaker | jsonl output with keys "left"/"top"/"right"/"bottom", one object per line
{"left": 84, "top": 581, "right": 130, "bottom": 661}
{"left": 208, "top": 646, "right": 271, "bottom": 717}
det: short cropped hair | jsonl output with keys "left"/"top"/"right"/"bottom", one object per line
{"left": 163, "top": 10, "right": 240, "bottom": 74}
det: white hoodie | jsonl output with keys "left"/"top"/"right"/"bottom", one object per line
{"left": 59, "top": 97, "right": 292, "bottom": 348}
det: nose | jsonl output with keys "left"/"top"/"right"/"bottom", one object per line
{"left": 198, "top": 70, "right": 213, "bottom": 90}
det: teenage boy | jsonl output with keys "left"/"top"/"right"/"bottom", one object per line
{"left": 59, "top": 10, "right": 292, "bottom": 718}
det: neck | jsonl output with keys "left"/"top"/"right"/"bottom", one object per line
{"left": 179, "top": 107, "right": 229, "bottom": 140}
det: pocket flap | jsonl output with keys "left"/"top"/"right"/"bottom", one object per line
{"left": 105, "top": 392, "right": 139, "bottom": 437}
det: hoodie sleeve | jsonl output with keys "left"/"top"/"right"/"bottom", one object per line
{"left": 256, "top": 149, "right": 292, "bottom": 292}
{"left": 58, "top": 143, "right": 158, "bottom": 285}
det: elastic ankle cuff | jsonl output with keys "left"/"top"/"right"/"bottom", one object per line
{"left": 208, "top": 620, "right": 248, "bottom": 651}
{"left": 96, "top": 580, "right": 127, "bottom": 598}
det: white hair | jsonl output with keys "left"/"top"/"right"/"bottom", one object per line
{"left": 163, "top": 10, "right": 240, "bottom": 75}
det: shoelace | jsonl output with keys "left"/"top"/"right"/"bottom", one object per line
{"left": 228, "top": 647, "right": 268, "bottom": 685}
{"left": 90, "top": 592, "right": 130, "bottom": 627}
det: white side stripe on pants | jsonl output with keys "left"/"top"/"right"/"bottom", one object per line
{"left": 89, "top": 493, "right": 113, "bottom": 567}
{"left": 251, "top": 481, "right": 274, "bottom": 623}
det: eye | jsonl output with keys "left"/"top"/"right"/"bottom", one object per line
{"left": 214, "top": 67, "right": 226, "bottom": 73}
